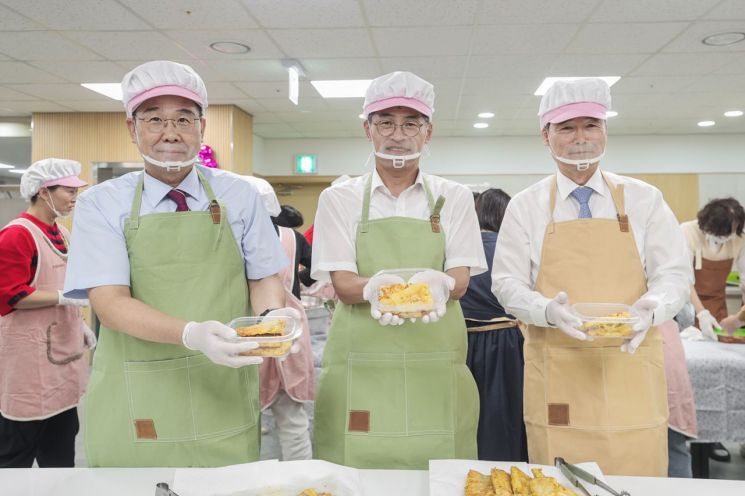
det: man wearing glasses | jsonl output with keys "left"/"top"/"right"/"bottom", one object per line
{"left": 63, "top": 60, "right": 297, "bottom": 466}
{"left": 311, "top": 71, "right": 486, "bottom": 468}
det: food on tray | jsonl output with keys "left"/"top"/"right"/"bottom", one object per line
{"left": 297, "top": 490, "right": 332, "bottom": 496}
{"left": 235, "top": 319, "right": 291, "bottom": 357}
{"left": 464, "top": 466, "right": 577, "bottom": 496}
{"left": 378, "top": 282, "right": 435, "bottom": 318}
{"left": 580, "top": 311, "right": 634, "bottom": 337}
{"left": 491, "top": 468, "right": 512, "bottom": 496}
{"left": 466, "top": 469, "right": 496, "bottom": 496}
{"left": 236, "top": 319, "right": 286, "bottom": 337}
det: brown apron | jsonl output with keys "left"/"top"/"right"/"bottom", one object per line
{"left": 523, "top": 173, "right": 668, "bottom": 476}
{"left": 693, "top": 255, "right": 732, "bottom": 322}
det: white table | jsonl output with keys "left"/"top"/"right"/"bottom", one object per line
{"left": 2, "top": 467, "right": 745, "bottom": 495}
{"left": 683, "top": 339, "right": 745, "bottom": 477}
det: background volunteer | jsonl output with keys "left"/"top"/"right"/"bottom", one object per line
{"left": 0, "top": 158, "right": 94, "bottom": 468}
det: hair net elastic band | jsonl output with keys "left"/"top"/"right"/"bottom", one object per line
{"left": 364, "top": 96, "right": 432, "bottom": 119}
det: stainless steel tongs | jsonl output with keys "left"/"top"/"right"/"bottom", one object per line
{"left": 155, "top": 482, "right": 181, "bottom": 496}
{"left": 555, "top": 457, "right": 630, "bottom": 496}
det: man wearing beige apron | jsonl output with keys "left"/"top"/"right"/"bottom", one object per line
{"left": 492, "top": 78, "right": 692, "bottom": 476}
{"left": 63, "top": 61, "right": 299, "bottom": 467}
{"left": 311, "top": 72, "right": 486, "bottom": 469}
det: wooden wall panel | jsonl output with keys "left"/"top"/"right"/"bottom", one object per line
{"left": 232, "top": 108, "right": 253, "bottom": 175}
{"left": 628, "top": 173, "right": 699, "bottom": 223}
{"left": 275, "top": 183, "right": 331, "bottom": 233}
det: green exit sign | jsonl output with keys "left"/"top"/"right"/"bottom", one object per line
{"left": 295, "top": 154, "right": 317, "bottom": 174}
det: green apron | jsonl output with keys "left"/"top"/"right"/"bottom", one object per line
{"left": 84, "top": 170, "right": 260, "bottom": 467}
{"left": 314, "top": 175, "right": 479, "bottom": 469}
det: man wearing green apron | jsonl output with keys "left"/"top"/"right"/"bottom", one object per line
{"left": 63, "top": 61, "right": 297, "bottom": 467}
{"left": 311, "top": 72, "right": 486, "bottom": 469}
{"left": 492, "top": 78, "right": 693, "bottom": 476}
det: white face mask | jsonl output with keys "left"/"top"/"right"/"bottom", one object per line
{"left": 705, "top": 233, "right": 734, "bottom": 250}
{"left": 552, "top": 150, "right": 606, "bottom": 171}
{"left": 134, "top": 127, "right": 199, "bottom": 172}
{"left": 546, "top": 125, "right": 607, "bottom": 170}
{"left": 44, "top": 194, "right": 72, "bottom": 219}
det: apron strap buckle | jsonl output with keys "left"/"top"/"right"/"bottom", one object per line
{"left": 209, "top": 200, "right": 221, "bottom": 225}
{"left": 617, "top": 214, "right": 629, "bottom": 232}
{"left": 430, "top": 214, "right": 441, "bottom": 233}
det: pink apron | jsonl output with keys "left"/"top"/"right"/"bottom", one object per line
{"left": 659, "top": 320, "right": 698, "bottom": 438}
{"left": 259, "top": 227, "right": 315, "bottom": 408}
{"left": 0, "top": 218, "right": 88, "bottom": 420}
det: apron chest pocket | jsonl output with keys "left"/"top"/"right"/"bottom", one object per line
{"left": 124, "top": 354, "right": 257, "bottom": 442}
{"left": 347, "top": 351, "right": 456, "bottom": 436}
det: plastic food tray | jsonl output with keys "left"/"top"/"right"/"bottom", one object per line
{"left": 571, "top": 302, "right": 639, "bottom": 338}
{"left": 373, "top": 267, "right": 436, "bottom": 318}
{"left": 227, "top": 316, "right": 299, "bottom": 358}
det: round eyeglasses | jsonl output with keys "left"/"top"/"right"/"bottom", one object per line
{"left": 372, "top": 119, "right": 427, "bottom": 137}
{"left": 136, "top": 114, "right": 201, "bottom": 133}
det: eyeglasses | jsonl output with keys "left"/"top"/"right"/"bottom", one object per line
{"left": 135, "top": 114, "right": 201, "bottom": 133}
{"left": 372, "top": 119, "right": 427, "bottom": 137}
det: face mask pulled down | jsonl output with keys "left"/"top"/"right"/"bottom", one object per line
{"left": 135, "top": 128, "right": 199, "bottom": 172}
{"left": 43, "top": 194, "right": 72, "bottom": 219}
{"left": 547, "top": 134, "right": 606, "bottom": 171}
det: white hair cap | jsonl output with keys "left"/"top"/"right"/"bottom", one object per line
{"left": 241, "top": 175, "right": 280, "bottom": 217}
{"left": 363, "top": 71, "right": 435, "bottom": 119}
{"left": 20, "top": 158, "right": 87, "bottom": 200}
{"left": 538, "top": 78, "right": 611, "bottom": 129}
{"left": 121, "top": 60, "right": 208, "bottom": 117}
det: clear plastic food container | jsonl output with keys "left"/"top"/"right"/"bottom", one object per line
{"left": 571, "top": 303, "right": 640, "bottom": 338}
{"left": 373, "top": 268, "right": 437, "bottom": 318}
{"left": 227, "top": 316, "right": 299, "bottom": 358}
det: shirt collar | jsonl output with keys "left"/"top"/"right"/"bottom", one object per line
{"left": 370, "top": 168, "right": 424, "bottom": 196}
{"left": 143, "top": 166, "right": 202, "bottom": 209}
{"left": 555, "top": 167, "right": 607, "bottom": 201}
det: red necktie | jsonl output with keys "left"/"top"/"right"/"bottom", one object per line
{"left": 166, "top": 189, "right": 190, "bottom": 212}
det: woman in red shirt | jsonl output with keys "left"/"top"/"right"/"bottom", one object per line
{"left": 0, "top": 158, "right": 95, "bottom": 468}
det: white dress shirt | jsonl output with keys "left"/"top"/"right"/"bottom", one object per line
{"left": 311, "top": 169, "right": 487, "bottom": 283}
{"left": 492, "top": 168, "right": 693, "bottom": 327}
{"left": 63, "top": 165, "right": 288, "bottom": 299}
{"left": 680, "top": 219, "right": 745, "bottom": 296}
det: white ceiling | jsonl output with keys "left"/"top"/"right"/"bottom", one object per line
{"left": 0, "top": 0, "right": 744, "bottom": 138}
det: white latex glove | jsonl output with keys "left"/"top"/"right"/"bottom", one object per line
{"left": 696, "top": 309, "right": 720, "bottom": 341}
{"left": 362, "top": 273, "right": 406, "bottom": 326}
{"left": 263, "top": 307, "right": 303, "bottom": 356}
{"left": 58, "top": 290, "right": 89, "bottom": 307}
{"left": 621, "top": 298, "right": 658, "bottom": 354}
{"left": 545, "top": 292, "right": 587, "bottom": 340}
{"left": 408, "top": 270, "right": 455, "bottom": 324}
{"left": 81, "top": 321, "right": 97, "bottom": 350}
{"left": 182, "top": 320, "right": 263, "bottom": 367}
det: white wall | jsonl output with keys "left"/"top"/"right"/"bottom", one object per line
{"left": 253, "top": 134, "right": 745, "bottom": 177}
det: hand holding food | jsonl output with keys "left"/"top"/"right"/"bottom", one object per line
{"left": 546, "top": 292, "right": 587, "bottom": 341}
{"left": 182, "top": 320, "right": 262, "bottom": 367}
{"left": 620, "top": 297, "right": 658, "bottom": 354}
{"left": 363, "top": 273, "right": 407, "bottom": 325}
{"left": 407, "top": 269, "right": 454, "bottom": 323}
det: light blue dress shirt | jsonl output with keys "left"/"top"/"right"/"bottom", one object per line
{"left": 63, "top": 165, "right": 288, "bottom": 299}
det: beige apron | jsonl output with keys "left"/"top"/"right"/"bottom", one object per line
{"left": 523, "top": 173, "right": 668, "bottom": 476}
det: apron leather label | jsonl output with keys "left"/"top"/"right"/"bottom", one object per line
{"left": 135, "top": 419, "right": 158, "bottom": 439}
{"left": 209, "top": 200, "right": 221, "bottom": 225}
{"left": 548, "top": 403, "right": 569, "bottom": 426}
{"left": 617, "top": 214, "right": 629, "bottom": 232}
{"left": 348, "top": 410, "right": 370, "bottom": 432}
{"left": 430, "top": 214, "right": 441, "bottom": 233}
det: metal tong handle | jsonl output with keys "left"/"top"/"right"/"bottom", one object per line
{"left": 555, "top": 457, "right": 630, "bottom": 496}
{"left": 556, "top": 457, "right": 595, "bottom": 496}
{"left": 155, "top": 482, "right": 181, "bottom": 496}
